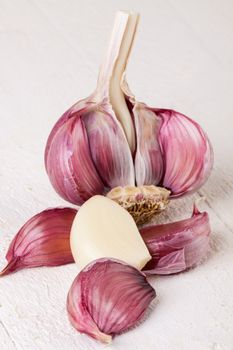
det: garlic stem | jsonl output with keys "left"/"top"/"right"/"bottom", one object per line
{"left": 98, "top": 11, "right": 139, "bottom": 152}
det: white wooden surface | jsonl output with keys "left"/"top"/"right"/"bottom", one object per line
{"left": 0, "top": 1, "right": 233, "bottom": 349}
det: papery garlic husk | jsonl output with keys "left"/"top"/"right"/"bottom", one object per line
{"left": 140, "top": 204, "right": 211, "bottom": 275}
{"left": 45, "top": 11, "right": 213, "bottom": 225}
{"left": 67, "top": 258, "right": 156, "bottom": 343}
{"left": 0, "top": 208, "right": 76, "bottom": 276}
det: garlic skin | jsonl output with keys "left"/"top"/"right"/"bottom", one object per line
{"left": 70, "top": 195, "right": 151, "bottom": 270}
{"left": 0, "top": 208, "right": 76, "bottom": 276}
{"left": 67, "top": 258, "right": 156, "bottom": 343}
{"left": 140, "top": 204, "right": 211, "bottom": 275}
{"left": 45, "top": 11, "right": 213, "bottom": 224}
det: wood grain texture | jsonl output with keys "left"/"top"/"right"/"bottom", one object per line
{"left": 0, "top": 0, "right": 233, "bottom": 349}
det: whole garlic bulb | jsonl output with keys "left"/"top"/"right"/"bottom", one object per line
{"left": 45, "top": 11, "right": 213, "bottom": 224}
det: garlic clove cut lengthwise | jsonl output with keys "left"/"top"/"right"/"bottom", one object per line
{"left": 70, "top": 195, "right": 151, "bottom": 270}
{"left": 140, "top": 204, "right": 211, "bottom": 275}
{"left": 0, "top": 208, "right": 76, "bottom": 276}
{"left": 45, "top": 11, "right": 213, "bottom": 224}
{"left": 67, "top": 258, "right": 156, "bottom": 343}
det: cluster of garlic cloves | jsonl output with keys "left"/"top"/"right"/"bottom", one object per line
{"left": 44, "top": 11, "right": 213, "bottom": 225}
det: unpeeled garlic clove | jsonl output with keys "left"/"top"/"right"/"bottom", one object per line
{"left": 154, "top": 108, "right": 213, "bottom": 197}
{"left": 82, "top": 107, "right": 134, "bottom": 190}
{"left": 0, "top": 208, "right": 76, "bottom": 276}
{"left": 140, "top": 204, "right": 211, "bottom": 275}
{"left": 67, "top": 258, "right": 156, "bottom": 343}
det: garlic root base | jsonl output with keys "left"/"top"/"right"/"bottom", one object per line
{"left": 107, "top": 185, "right": 170, "bottom": 225}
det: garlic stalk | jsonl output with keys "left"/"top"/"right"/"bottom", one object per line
{"left": 67, "top": 258, "right": 156, "bottom": 343}
{"left": 99, "top": 11, "right": 139, "bottom": 152}
{"left": 0, "top": 208, "right": 76, "bottom": 276}
{"left": 45, "top": 11, "right": 213, "bottom": 224}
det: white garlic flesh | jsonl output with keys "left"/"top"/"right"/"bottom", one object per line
{"left": 70, "top": 195, "right": 151, "bottom": 270}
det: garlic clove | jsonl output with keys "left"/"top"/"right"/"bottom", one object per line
{"left": 156, "top": 109, "right": 214, "bottom": 197}
{"left": 82, "top": 107, "right": 135, "bottom": 190}
{"left": 134, "top": 103, "right": 164, "bottom": 186}
{"left": 45, "top": 114, "right": 105, "bottom": 205}
{"left": 140, "top": 204, "right": 211, "bottom": 275}
{"left": 0, "top": 208, "right": 76, "bottom": 276}
{"left": 67, "top": 258, "right": 156, "bottom": 343}
{"left": 70, "top": 195, "right": 151, "bottom": 270}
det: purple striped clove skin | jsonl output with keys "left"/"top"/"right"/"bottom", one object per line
{"left": 67, "top": 258, "right": 156, "bottom": 343}
{"left": 140, "top": 204, "right": 211, "bottom": 275}
{"left": 0, "top": 208, "right": 77, "bottom": 276}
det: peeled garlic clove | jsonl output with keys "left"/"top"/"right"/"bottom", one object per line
{"left": 0, "top": 208, "right": 76, "bottom": 276}
{"left": 67, "top": 258, "right": 156, "bottom": 343}
{"left": 140, "top": 204, "right": 210, "bottom": 275}
{"left": 70, "top": 195, "right": 151, "bottom": 270}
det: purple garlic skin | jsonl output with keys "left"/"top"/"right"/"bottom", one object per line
{"left": 67, "top": 258, "right": 156, "bottom": 343}
{"left": 140, "top": 204, "right": 211, "bottom": 275}
{"left": 0, "top": 208, "right": 76, "bottom": 276}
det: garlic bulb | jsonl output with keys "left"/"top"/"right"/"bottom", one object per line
{"left": 67, "top": 258, "right": 156, "bottom": 343}
{"left": 0, "top": 208, "right": 76, "bottom": 276}
{"left": 45, "top": 11, "right": 213, "bottom": 224}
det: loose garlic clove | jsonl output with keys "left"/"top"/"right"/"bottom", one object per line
{"left": 70, "top": 195, "right": 151, "bottom": 270}
{"left": 0, "top": 208, "right": 76, "bottom": 276}
{"left": 67, "top": 258, "right": 156, "bottom": 343}
{"left": 140, "top": 203, "right": 211, "bottom": 275}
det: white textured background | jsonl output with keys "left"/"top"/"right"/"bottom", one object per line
{"left": 0, "top": 1, "right": 233, "bottom": 349}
